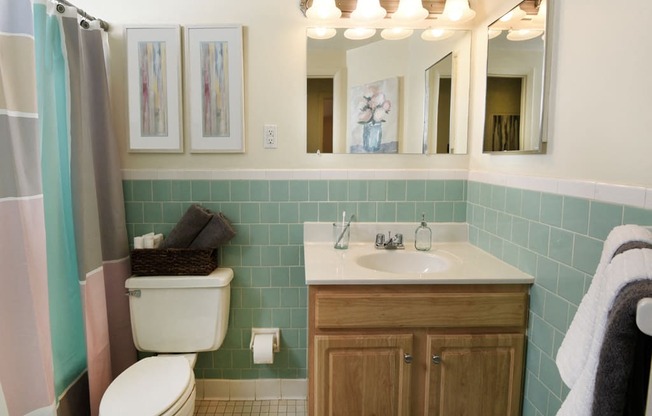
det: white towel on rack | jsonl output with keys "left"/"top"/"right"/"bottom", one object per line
{"left": 557, "top": 244, "right": 652, "bottom": 416}
{"left": 556, "top": 224, "right": 652, "bottom": 388}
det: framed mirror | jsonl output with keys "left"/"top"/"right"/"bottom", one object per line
{"left": 483, "top": 0, "right": 552, "bottom": 154}
{"left": 307, "top": 29, "right": 471, "bottom": 154}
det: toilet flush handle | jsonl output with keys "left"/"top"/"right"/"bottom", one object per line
{"left": 126, "top": 289, "right": 141, "bottom": 298}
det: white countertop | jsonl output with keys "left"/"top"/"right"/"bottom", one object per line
{"left": 303, "top": 222, "right": 534, "bottom": 285}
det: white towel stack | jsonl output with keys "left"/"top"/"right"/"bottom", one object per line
{"left": 133, "top": 232, "right": 164, "bottom": 249}
{"left": 556, "top": 224, "right": 652, "bottom": 416}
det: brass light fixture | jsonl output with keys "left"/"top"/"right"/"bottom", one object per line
{"left": 300, "top": 0, "right": 449, "bottom": 19}
{"left": 302, "top": 0, "right": 476, "bottom": 41}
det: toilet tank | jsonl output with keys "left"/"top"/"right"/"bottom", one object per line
{"left": 125, "top": 268, "right": 233, "bottom": 353}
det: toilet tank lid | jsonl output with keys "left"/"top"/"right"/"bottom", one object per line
{"left": 126, "top": 268, "right": 233, "bottom": 289}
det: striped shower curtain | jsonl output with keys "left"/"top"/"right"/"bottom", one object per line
{"left": 1, "top": 0, "right": 135, "bottom": 414}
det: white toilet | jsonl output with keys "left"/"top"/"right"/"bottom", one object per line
{"left": 99, "top": 268, "right": 233, "bottom": 416}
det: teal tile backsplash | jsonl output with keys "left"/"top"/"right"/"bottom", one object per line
{"left": 123, "top": 179, "right": 467, "bottom": 381}
{"left": 467, "top": 180, "right": 652, "bottom": 416}
{"left": 123, "top": 176, "right": 652, "bottom": 415}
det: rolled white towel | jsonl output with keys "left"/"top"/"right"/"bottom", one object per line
{"left": 556, "top": 224, "right": 652, "bottom": 388}
{"left": 143, "top": 234, "right": 154, "bottom": 249}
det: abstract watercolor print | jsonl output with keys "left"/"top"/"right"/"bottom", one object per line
{"left": 138, "top": 41, "right": 168, "bottom": 136}
{"left": 200, "top": 41, "right": 230, "bottom": 137}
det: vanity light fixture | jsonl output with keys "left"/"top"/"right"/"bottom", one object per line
{"left": 421, "top": 27, "right": 455, "bottom": 41}
{"left": 305, "top": 0, "right": 342, "bottom": 21}
{"left": 441, "top": 0, "right": 475, "bottom": 23}
{"left": 391, "top": 0, "right": 428, "bottom": 22}
{"left": 301, "top": 0, "right": 476, "bottom": 41}
{"left": 350, "top": 0, "right": 386, "bottom": 22}
{"left": 307, "top": 27, "right": 337, "bottom": 39}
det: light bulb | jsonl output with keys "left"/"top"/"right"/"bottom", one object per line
{"left": 421, "top": 28, "right": 455, "bottom": 41}
{"left": 343, "top": 27, "right": 377, "bottom": 40}
{"left": 506, "top": 28, "right": 544, "bottom": 41}
{"left": 350, "top": 0, "right": 386, "bottom": 22}
{"left": 499, "top": 6, "right": 526, "bottom": 22}
{"left": 306, "top": 0, "right": 342, "bottom": 21}
{"left": 307, "top": 27, "right": 337, "bottom": 39}
{"left": 392, "top": 0, "right": 428, "bottom": 22}
{"left": 488, "top": 28, "right": 502, "bottom": 39}
{"left": 381, "top": 27, "right": 414, "bottom": 40}
{"left": 442, "top": 0, "right": 475, "bottom": 23}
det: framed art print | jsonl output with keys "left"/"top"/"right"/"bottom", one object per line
{"left": 185, "top": 25, "right": 245, "bottom": 153}
{"left": 125, "top": 25, "right": 183, "bottom": 152}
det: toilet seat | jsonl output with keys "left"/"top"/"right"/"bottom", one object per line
{"left": 99, "top": 355, "right": 195, "bottom": 416}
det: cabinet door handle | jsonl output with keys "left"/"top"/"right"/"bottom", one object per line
{"left": 404, "top": 353, "right": 413, "bottom": 364}
{"left": 432, "top": 355, "right": 441, "bottom": 364}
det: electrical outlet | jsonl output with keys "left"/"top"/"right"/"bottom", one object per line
{"left": 264, "top": 124, "right": 278, "bottom": 149}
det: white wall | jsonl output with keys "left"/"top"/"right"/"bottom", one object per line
{"left": 469, "top": 0, "right": 652, "bottom": 187}
{"left": 77, "top": 0, "right": 652, "bottom": 188}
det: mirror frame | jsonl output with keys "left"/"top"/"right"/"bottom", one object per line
{"left": 483, "top": 0, "right": 554, "bottom": 155}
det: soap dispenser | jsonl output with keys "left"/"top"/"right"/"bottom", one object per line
{"left": 415, "top": 213, "right": 432, "bottom": 251}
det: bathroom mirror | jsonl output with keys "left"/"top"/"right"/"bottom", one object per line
{"left": 483, "top": 0, "right": 551, "bottom": 154}
{"left": 307, "top": 29, "right": 471, "bottom": 154}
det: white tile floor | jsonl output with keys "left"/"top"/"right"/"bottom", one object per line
{"left": 194, "top": 399, "right": 307, "bottom": 416}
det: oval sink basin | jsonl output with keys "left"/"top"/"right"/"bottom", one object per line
{"left": 355, "top": 250, "right": 451, "bottom": 274}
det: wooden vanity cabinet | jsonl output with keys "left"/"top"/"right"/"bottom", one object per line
{"left": 308, "top": 284, "right": 530, "bottom": 416}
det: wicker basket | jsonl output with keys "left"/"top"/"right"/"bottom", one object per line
{"left": 130, "top": 248, "right": 218, "bottom": 276}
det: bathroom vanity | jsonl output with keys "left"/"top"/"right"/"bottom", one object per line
{"left": 304, "top": 222, "right": 534, "bottom": 416}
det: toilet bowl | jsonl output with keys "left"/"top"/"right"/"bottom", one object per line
{"left": 99, "top": 354, "right": 196, "bottom": 416}
{"left": 99, "top": 268, "right": 233, "bottom": 416}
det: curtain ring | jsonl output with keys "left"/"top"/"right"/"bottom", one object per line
{"left": 80, "top": 20, "right": 89, "bottom": 29}
{"left": 56, "top": 3, "right": 65, "bottom": 13}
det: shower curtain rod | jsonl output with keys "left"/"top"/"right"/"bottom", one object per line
{"left": 56, "top": 0, "right": 109, "bottom": 31}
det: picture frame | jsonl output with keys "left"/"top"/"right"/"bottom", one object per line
{"left": 185, "top": 25, "right": 245, "bottom": 153}
{"left": 125, "top": 25, "right": 183, "bottom": 152}
{"left": 346, "top": 77, "right": 400, "bottom": 154}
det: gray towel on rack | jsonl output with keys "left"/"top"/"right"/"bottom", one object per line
{"left": 592, "top": 280, "right": 652, "bottom": 416}
{"left": 159, "top": 204, "right": 213, "bottom": 249}
{"left": 189, "top": 212, "right": 236, "bottom": 249}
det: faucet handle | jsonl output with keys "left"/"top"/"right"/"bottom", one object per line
{"left": 375, "top": 233, "right": 385, "bottom": 248}
{"left": 395, "top": 233, "right": 403, "bottom": 245}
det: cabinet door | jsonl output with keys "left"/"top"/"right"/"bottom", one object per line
{"left": 313, "top": 334, "right": 413, "bottom": 416}
{"left": 425, "top": 334, "right": 525, "bottom": 416}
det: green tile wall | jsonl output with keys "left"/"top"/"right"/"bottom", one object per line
{"left": 122, "top": 179, "right": 467, "bottom": 380}
{"left": 467, "top": 181, "right": 652, "bottom": 416}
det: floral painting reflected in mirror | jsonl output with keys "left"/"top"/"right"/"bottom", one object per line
{"left": 347, "top": 77, "right": 399, "bottom": 153}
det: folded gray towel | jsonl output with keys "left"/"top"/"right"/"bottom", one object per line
{"left": 592, "top": 278, "right": 652, "bottom": 416}
{"left": 159, "top": 204, "right": 213, "bottom": 249}
{"left": 189, "top": 212, "right": 236, "bottom": 249}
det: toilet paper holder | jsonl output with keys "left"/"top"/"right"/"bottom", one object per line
{"left": 249, "top": 328, "right": 280, "bottom": 353}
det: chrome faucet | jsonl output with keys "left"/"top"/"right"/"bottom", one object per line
{"left": 375, "top": 232, "right": 404, "bottom": 250}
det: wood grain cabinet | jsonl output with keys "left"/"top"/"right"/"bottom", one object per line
{"left": 308, "top": 284, "right": 530, "bottom": 416}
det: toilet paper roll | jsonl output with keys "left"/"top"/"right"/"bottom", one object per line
{"left": 252, "top": 333, "right": 275, "bottom": 364}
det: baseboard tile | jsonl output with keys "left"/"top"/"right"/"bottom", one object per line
{"left": 197, "top": 379, "right": 307, "bottom": 401}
